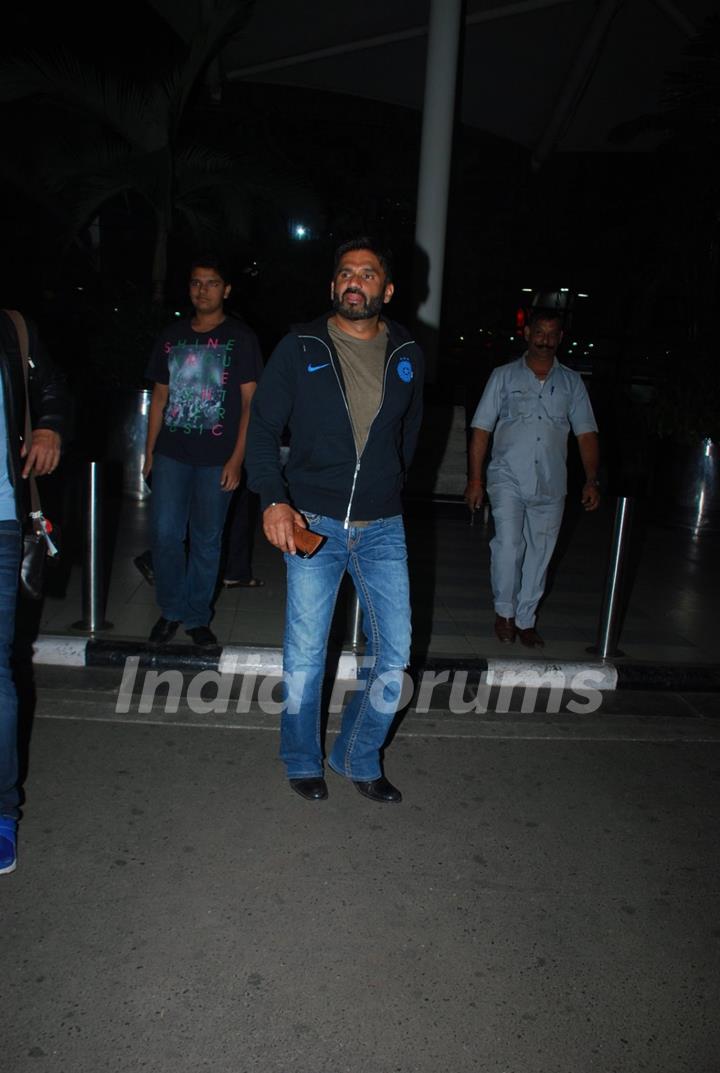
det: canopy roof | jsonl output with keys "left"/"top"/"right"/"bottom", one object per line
{"left": 149, "top": 0, "right": 715, "bottom": 154}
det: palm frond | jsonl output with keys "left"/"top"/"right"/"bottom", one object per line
{"left": 0, "top": 48, "right": 167, "bottom": 152}
{"left": 164, "top": 0, "right": 255, "bottom": 126}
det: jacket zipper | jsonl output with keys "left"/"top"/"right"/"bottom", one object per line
{"left": 300, "top": 335, "right": 414, "bottom": 529}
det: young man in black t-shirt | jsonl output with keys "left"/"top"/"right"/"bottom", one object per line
{"left": 143, "top": 256, "right": 263, "bottom": 647}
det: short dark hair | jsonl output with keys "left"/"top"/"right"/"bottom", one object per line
{"left": 333, "top": 236, "right": 393, "bottom": 283}
{"left": 527, "top": 307, "right": 564, "bottom": 329}
{"left": 189, "top": 254, "right": 230, "bottom": 283}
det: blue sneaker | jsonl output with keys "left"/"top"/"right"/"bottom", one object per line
{"left": 0, "top": 818, "right": 17, "bottom": 875}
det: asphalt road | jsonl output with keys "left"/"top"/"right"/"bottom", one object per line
{"left": 2, "top": 668, "right": 719, "bottom": 1073}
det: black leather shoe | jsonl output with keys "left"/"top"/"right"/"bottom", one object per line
{"left": 148, "top": 616, "right": 179, "bottom": 644}
{"left": 353, "top": 776, "right": 402, "bottom": 804}
{"left": 290, "top": 777, "right": 328, "bottom": 801}
{"left": 186, "top": 626, "right": 218, "bottom": 647}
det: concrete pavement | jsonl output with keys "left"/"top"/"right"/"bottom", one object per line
{"left": 3, "top": 673, "right": 720, "bottom": 1073}
{"left": 31, "top": 490, "right": 720, "bottom": 691}
{"left": 5, "top": 480, "right": 720, "bottom": 1070}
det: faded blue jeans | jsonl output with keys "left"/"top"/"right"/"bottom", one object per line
{"left": 0, "top": 519, "right": 21, "bottom": 821}
{"left": 281, "top": 514, "right": 411, "bottom": 782}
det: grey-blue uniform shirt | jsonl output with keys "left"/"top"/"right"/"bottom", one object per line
{"left": 470, "top": 355, "right": 598, "bottom": 498}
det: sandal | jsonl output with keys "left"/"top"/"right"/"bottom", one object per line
{"left": 222, "top": 577, "right": 265, "bottom": 588}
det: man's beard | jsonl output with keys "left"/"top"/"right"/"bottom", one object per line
{"left": 332, "top": 290, "right": 384, "bottom": 320}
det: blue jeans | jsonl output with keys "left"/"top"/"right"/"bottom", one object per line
{"left": 0, "top": 519, "right": 21, "bottom": 821}
{"left": 281, "top": 514, "right": 411, "bottom": 781}
{"left": 150, "top": 454, "right": 233, "bottom": 628}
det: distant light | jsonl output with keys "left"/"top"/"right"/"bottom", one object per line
{"left": 113, "top": 307, "right": 119, "bottom": 313}
{"left": 459, "top": 336, "right": 464, "bottom": 342}
{"left": 588, "top": 343, "right": 594, "bottom": 348}
{"left": 174, "top": 311, "right": 182, "bottom": 317}
{"left": 705, "top": 439, "right": 712, "bottom": 456}
{"left": 76, "top": 286, "right": 84, "bottom": 292}
{"left": 521, "top": 287, "right": 533, "bottom": 293}
{"left": 560, "top": 287, "right": 569, "bottom": 293}
{"left": 577, "top": 292, "right": 589, "bottom": 298}
{"left": 293, "top": 224, "right": 308, "bottom": 240}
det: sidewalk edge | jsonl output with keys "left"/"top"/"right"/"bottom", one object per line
{"left": 30, "top": 635, "right": 720, "bottom": 692}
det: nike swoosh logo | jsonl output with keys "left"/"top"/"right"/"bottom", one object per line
{"left": 307, "top": 363, "right": 330, "bottom": 373}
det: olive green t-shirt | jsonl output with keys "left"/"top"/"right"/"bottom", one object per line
{"left": 328, "top": 319, "right": 387, "bottom": 455}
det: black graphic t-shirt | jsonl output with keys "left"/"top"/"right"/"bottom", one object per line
{"left": 145, "top": 316, "right": 263, "bottom": 466}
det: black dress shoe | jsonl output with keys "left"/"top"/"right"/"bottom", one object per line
{"left": 353, "top": 776, "right": 402, "bottom": 804}
{"left": 290, "top": 777, "right": 328, "bottom": 801}
{"left": 148, "top": 616, "right": 180, "bottom": 644}
{"left": 186, "top": 626, "right": 219, "bottom": 647}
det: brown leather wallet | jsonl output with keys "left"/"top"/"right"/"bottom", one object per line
{"left": 293, "top": 524, "right": 325, "bottom": 558}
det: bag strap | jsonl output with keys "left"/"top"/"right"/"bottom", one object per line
{"left": 2, "top": 309, "right": 43, "bottom": 525}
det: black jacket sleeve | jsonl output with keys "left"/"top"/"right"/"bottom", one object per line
{"left": 26, "top": 317, "right": 72, "bottom": 441}
{"left": 402, "top": 347, "right": 425, "bottom": 470}
{"left": 245, "top": 333, "right": 297, "bottom": 510}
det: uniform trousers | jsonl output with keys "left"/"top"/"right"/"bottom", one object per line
{"left": 487, "top": 481, "right": 565, "bottom": 630}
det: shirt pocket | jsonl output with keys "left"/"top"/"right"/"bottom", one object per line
{"left": 505, "top": 390, "right": 533, "bottom": 420}
{"left": 544, "top": 386, "right": 571, "bottom": 424}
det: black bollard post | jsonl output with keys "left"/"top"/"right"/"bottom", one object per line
{"left": 589, "top": 496, "right": 634, "bottom": 658}
{"left": 72, "top": 461, "right": 113, "bottom": 633}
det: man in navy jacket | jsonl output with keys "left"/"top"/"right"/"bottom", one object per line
{"left": 246, "top": 238, "right": 423, "bottom": 803}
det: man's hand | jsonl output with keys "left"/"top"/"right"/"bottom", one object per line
{"left": 220, "top": 458, "right": 243, "bottom": 491}
{"left": 464, "top": 478, "right": 485, "bottom": 512}
{"left": 581, "top": 481, "right": 600, "bottom": 511}
{"left": 263, "top": 502, "right": 306, "bottom": 553}
{"left": 142, "top": 453, "right": 153, "bottom": 479}
{"left": 21, "top": 428, "right": 61, "bottom": 478}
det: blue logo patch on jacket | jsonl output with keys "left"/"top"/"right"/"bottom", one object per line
{"left": 397, "top": 359, "right": 413, "bottom": 383}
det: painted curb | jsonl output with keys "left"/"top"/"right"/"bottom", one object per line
{"left": 30, "top": 635, "right": 720, "bottom": 692}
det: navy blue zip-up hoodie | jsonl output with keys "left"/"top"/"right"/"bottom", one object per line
{"left": 246, "top": 313, "right": 424, "bottom": 524}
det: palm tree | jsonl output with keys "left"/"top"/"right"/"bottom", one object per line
{"left": 0, "top": 0, "right": 260, "bottom": 306}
